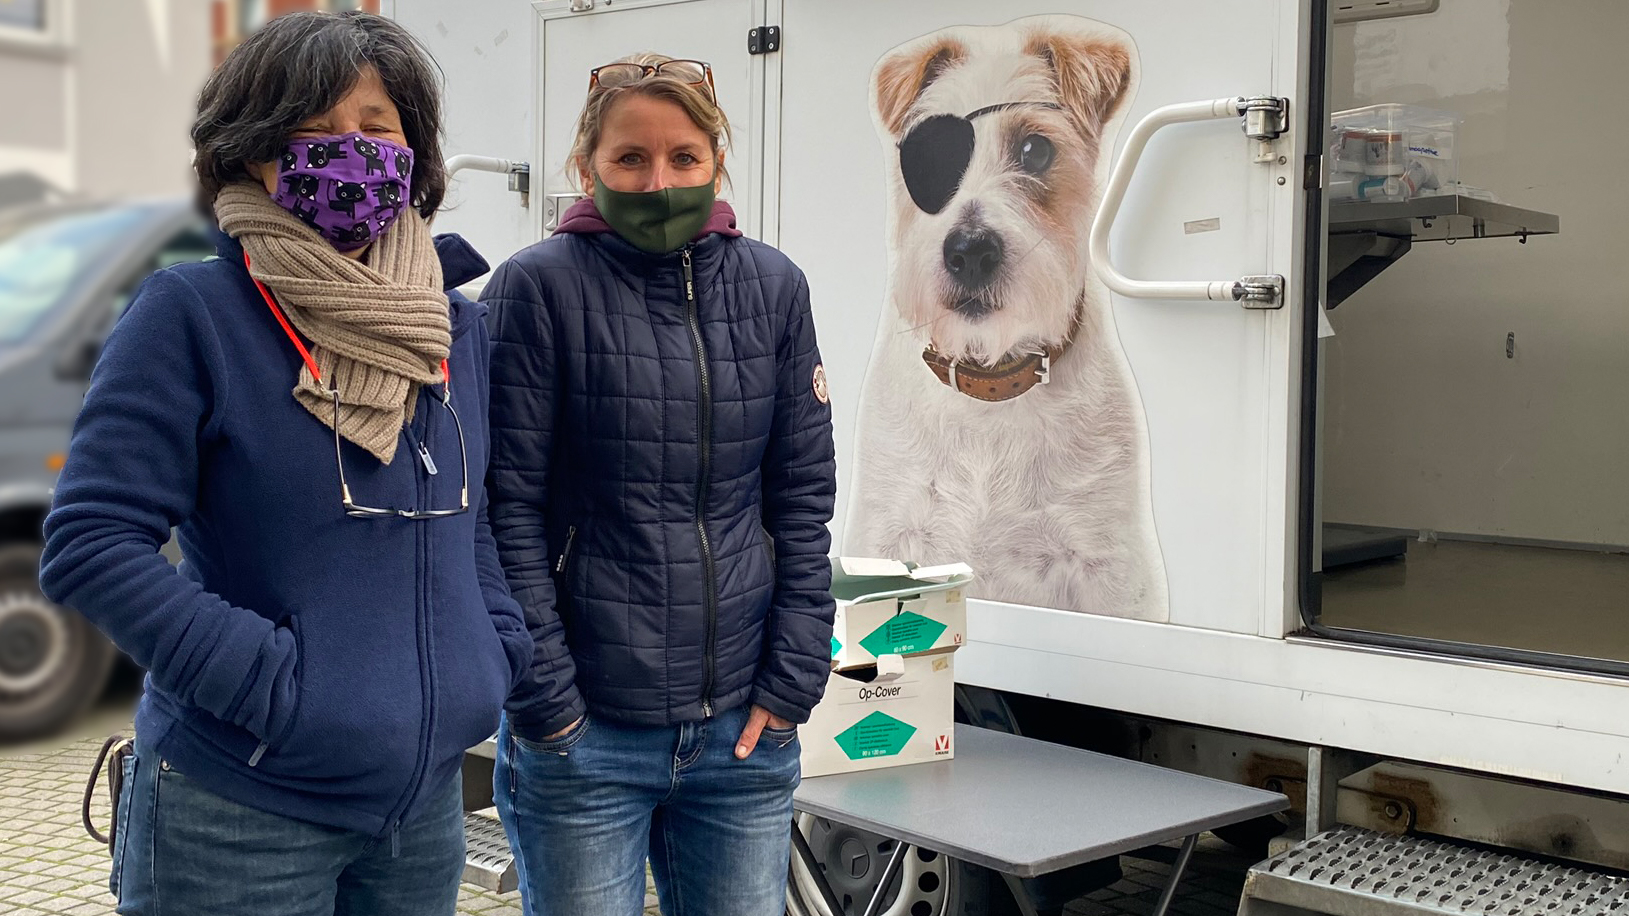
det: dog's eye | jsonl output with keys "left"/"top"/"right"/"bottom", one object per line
{"left": 1018, "top": 134, "right": 1054, "bottom": 174}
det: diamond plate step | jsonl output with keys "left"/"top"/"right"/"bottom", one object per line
{"left": 462, "top": 810, "right": 518, "bottom": 894}
{"left": 1239, "top": 826, "right": 1629, "bottom": 916}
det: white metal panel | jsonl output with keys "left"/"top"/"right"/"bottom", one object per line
{"left": 774, "top": 0, "right": 1303, "bottom": 635}
{"left": 533, "top": 0, "right": 764, "bottom": 240}
{"left": 390, "top": 0, "right": 544, "bottom": 273}
{"left": 958, "top": 600, "right": 1629, "bottom": 795}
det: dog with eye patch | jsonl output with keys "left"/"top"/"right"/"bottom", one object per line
{"left": 844, "top": 16, "right": 1168, "bottom": 621}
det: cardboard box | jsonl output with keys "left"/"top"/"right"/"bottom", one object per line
{"left": 800, "top": 651, "right": 958, "bottom": 778}
{"left": 829, "top": 557, "right": 974, "bottom": 670}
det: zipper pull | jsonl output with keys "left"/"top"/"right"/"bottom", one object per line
{"left": 681, "top": 248, "right": 695, "bottom": 301}
{"left": 702, "top": 699, "right": 714, "bottom": 718}
{"left": 417, "top": 441, "right": 438, "bottom": 476}
{"left": 555, "top": 526, "right": 578, "bottom": 573}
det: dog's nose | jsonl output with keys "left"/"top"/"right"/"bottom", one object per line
{"left": 943, "top": 226, "right": 1004, "bottom": 289}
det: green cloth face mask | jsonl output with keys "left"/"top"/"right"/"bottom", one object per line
{"left": 592, "top": 170, "right": 717, "bottom": 255}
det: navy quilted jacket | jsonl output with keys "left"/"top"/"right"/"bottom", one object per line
{"left": 485, "top": 199, "right": 836, "bottom": 737}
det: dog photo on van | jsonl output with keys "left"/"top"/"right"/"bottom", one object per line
{"left": 843, "top": 15, "right": 1169, "bottom": 621}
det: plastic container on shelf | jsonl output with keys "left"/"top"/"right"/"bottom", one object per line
{"left": 1329, "top": 103, "right": 1461, "bottom": 201}
{"left": 1328, "top": 173, "right": 1409, "bottom": 203}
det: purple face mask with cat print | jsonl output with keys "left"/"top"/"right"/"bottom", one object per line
{"left": 270, "top": 132, "right": 414, "bottom": 251}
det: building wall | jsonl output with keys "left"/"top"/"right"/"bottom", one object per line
{"left": 0, "top": 0, "right": 211, "bottom": 200}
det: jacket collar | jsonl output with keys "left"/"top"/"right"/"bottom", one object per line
{"left": 551, "top": 197, "right": 741, "bottom": 285}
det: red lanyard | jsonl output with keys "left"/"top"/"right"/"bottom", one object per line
{"left": 243, "top": 251, "right": 450, "bottom": 386}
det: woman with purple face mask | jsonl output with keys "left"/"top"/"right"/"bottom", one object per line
{"left": 39, "top": 12, "right": 529, "bottom": 916}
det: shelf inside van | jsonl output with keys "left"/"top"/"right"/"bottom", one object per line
{"left": 1325, "top": 195, "right": 1560, "bottom": 308}
{"left": 1328, "top": 194, "right": 1559, "bottom": 242}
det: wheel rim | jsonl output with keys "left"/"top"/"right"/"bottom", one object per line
{"left": 0, "top": 590, "right": 72, "bottom": 695}
{"left": 788, "top": 813, "right": 956, "bottom": 916}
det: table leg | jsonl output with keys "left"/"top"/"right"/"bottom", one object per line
{"left": 998, "top": 873, "right": 1044, "bottom": 916}
{"left": 1151, "top": 834, "right": 1199, "bottom": 916}
{"left": 860, "top": 841, "right": 911, "bottom": 916}
{"left": 790, "top": 820, "right": 845, "bottom": 916}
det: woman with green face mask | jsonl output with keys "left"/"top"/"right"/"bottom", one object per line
{"left": 483, "top": 54, "right": 838, "bottom": 916}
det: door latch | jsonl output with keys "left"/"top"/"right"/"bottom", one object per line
{"left": 1233, "top": 275, "right": 1285, "bottom": 309}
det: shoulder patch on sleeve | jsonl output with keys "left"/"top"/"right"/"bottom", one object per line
{"left": 813, "top": 363, "right": 829, "bottom": 404}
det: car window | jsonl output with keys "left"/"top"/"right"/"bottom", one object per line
{"left": 111, "top": 225, "right": 216, "bottom": 317}
{"left": 0, "top": 206, "right": 153, "bottom": 345}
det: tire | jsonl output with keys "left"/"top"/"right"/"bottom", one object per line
{"left": 0, "top": 543, "right": 117, "bottom": 742}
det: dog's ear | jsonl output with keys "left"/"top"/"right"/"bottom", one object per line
{"left": 1026, "top": 31, "right": 1133, "bottom": 137}
{"left": 873, "top": 37, "right": 966, "bottom": 137}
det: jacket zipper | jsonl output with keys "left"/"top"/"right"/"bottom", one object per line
{"left": 382, "top": 390, "right": 438, "bottom": 850}
{"left": 555, "top": 525, "right": 578, "bottom": 575}
{"left": 683, "top": 247, "right": 719, "bottom": 717}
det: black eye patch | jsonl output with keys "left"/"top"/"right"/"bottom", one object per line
{"left": 899, "top": 115, "right": 974, "bottom": 215}
{"left": 897, "top": 101, "right": 1062, "bottom": 215}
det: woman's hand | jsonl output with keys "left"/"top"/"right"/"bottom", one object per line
{"left": 735, "top": 705, "right": 795, "bottom": 759}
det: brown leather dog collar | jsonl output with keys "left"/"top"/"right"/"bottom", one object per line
{"left": 922, "top": 307, "right": 1082, "bottom": 403}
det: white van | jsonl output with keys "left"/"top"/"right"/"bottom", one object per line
{"left": 396, "top": 2, "right": 1626, "bottom": 913}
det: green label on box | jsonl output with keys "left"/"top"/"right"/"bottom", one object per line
{"left": 859, "top": 611, "right": 948, "bottom": 658}
{"left": 835, "top": 711, "right": 917, "bottom": 760}
{"left": 831, "top": 636, "right": 841, "bottom": 659}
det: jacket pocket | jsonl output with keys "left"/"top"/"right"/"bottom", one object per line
{"left": 256, "top": 607, "right": 421, "bottom": 781}
{"left": 554, "top": 525, "right": 579, "bottom": 575}
{"left": 250, "top": 615, "right": 304, "bottom": 768}
{"left": 760, "top": 524, "right": 776, "bottom": 570}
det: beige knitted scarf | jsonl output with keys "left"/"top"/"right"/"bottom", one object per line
{"left": 215, "top": 182, "right": 450, "bottom": 465}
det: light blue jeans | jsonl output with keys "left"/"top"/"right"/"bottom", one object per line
{"left": 111, "top": 733, "right": 465, "bottom": 916}
{"left": 493, "top": 705, "right": 801, "bottom": 916}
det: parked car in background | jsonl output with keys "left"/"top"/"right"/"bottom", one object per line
{"left": 0, "top": 197, "right": 212, "bottom": 741}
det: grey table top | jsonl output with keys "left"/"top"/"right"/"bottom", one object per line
{"left": 793, "top": 725, "right": 1289, "bottom": 878}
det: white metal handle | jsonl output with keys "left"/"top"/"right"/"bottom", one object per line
{"left": 445, "top": 155, "right": 523, "bottom": 177}
{"left": 1088, "top": 97, "right": 1268, "bottom": 303}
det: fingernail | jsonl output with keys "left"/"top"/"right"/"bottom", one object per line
{"left": 736, "top": 745, "right": 748, "bottom": 758}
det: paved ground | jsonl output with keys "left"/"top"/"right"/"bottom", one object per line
{"left": 2, "top": 707, "right": 1249, "bottom": 916}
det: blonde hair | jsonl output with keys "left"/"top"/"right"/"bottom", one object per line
{"left": 571, "top": 52, "right": 733, "bottom": 190}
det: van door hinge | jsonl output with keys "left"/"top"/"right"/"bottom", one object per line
{"left": 1237, "top": 96, "right": 1290, "bottom": 141}
{"left": 747, "top": 25, "right": 780, "bottom": 55}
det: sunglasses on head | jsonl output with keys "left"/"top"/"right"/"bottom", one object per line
{"left": 588, "top": 59, "right": 716, "bottom": 105}
{"left": 898, "top": 101, "right": 1063, "bottom": 215}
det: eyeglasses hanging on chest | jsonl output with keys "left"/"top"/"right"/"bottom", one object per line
{"left": 245, "top": 252, "right": 469, "bottom": 521}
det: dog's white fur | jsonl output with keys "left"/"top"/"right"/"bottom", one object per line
{"left": 843, "top": 16, "right": 1168, "bottom": 621}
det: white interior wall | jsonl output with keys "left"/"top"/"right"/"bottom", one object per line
{"left": 1322, "top": 0, "right": 1629, "bottom": 547}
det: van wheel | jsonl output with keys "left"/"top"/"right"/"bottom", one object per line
{"left": 787, "top": 813, "right": 1021, "bottom": 916}
{"left": 0, "top": 544, "right": 116, "bottom": 742}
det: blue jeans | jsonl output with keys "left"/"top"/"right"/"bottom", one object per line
{"left": 494, "top": 705, "right": 801, "bottom": 916}
{"left": 111, "top": 734, "right": 465, "bottom": 916}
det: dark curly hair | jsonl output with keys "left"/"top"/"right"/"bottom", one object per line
{"left": 191, "top": 11, "right": 446, "bottom": 218}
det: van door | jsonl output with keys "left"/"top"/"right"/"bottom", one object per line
{"left": 532, "top": 0, "right": 770, "bottom": 239}
{"left": 769, "top": 0, "right": 1316, "bottom": 641}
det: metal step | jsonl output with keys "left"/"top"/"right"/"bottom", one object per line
{"left": 462, "top": 810, "right": 518, "bottom": 894}
{"left": 1239, "top": 826, "right": 1629, "bottom": 916}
